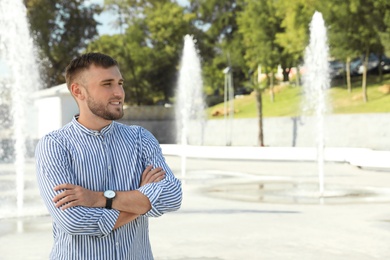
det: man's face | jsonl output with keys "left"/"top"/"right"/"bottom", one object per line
{"left": 82, "top": 65, "right": 125, "bottom": 121}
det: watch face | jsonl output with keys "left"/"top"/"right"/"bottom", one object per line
{"left": 104, "top": 190, "right": 116, "bottom": 199}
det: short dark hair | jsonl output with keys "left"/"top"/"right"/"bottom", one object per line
{"left": 65, "top": 52, "right": 119, "bottom": 89}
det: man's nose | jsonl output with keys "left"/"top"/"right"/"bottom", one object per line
{"left": 113, "top": 84, "right": 125, "bottom": 98}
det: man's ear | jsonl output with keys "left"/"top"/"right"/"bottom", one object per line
{"left": 71, "top": 83, "right": 85, "bottom": 100}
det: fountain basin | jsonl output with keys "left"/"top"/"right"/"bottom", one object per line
{"left": 205, "top": 180, "right": 390, "bottom": 204}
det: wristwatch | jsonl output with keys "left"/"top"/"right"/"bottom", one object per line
{"left": 103, "top": 190, "right": 116, "bottom": 209}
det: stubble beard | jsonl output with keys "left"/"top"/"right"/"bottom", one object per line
{"left": 86, "top": 95, "right": 124, "bottom": 121}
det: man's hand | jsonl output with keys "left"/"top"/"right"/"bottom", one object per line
{"left": 53, "top": 184, "right": 104, "bottom": 210}
{"left": 140, "top": 165, "right": 166, "bottom": 187}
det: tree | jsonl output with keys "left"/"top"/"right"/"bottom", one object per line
{"left": 189, "top": 0, "right": 247, "bottom": 97}
{"left": 321, "top": 0, "right": 359, "bottom": 93}
{"left": 86, "top": 24, "right": 155, "bottom": 105}
{"left": 144, "top": 1, "right": 196, "bottom": 101}
{"left": 25, "top": 0, "right": 101, "bottom": 87}
{"left": 237, "top": 0, "right": 289, "bottom": 145}
{"left": 98, "top": 0, "right": 199, "bottom": 104}
{"left": 376, "top": 0, "right": 390, "bottom": 55}
{"left": 275, "top": 0, "right": 316, "bottom": 83}
{"left": 322, "top": 0, "right": 388, "bottom": 102}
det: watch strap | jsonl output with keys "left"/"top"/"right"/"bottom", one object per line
{"left": 105, "top": 198, "right": 113, "bottom": 209}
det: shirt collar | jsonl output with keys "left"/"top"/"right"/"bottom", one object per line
{"left": 72, "top": 115, "right": 115, "bottom": 136}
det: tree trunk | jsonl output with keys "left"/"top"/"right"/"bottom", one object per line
{"left": 270, "top": 71, "right": 274, "bottom": 103}
{"left": 256, "top": 65, "right": 264, "bottom": 147}
{"left": 362, "top": 51, "right": 368, "bottom": 103}
{"left": 255, "top": 89, "right": 264, "bottom": 146}
{"left": 346, "top": 57, "right": 351, "bottom": 93}
{"left": 282, "top": 66, "right": 290, "bottom": 82}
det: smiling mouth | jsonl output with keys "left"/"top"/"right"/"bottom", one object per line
{"left": 109, "top": 101, "right": 122, "bottom": 105}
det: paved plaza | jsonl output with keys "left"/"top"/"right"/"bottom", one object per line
{"left": 1, "top": 155, "right": 390, "bottom": 259}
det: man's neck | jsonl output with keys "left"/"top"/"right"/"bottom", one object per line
{"left": 77, "top": 114, "right": 112, "bottom": 132}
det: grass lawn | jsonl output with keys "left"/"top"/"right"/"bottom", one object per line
{"left": 207, "top": 74, "right": 390, "bottom": 119}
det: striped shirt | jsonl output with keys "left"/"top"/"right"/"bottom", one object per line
{"left": 35, "top": 117, "right": 182, "bottom": 260}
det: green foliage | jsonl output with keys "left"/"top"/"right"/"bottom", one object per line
{"left": 25, "top": 0, "right": 101, "bottom": 87}
{"left": 86, "top": 25, "right": 155, "bottom": 105}
{"left": 189, "top": 0, "right": 248, "bottom": 96}
{"left": 237, "top": 0, "right": 303, "bottom": 85}
{"left": 25, "top": 0, "right": 390, "bottom": 110}
{"left": 92, "top": 0, "right": 200, "bottom": 104}
{"left": 144, "top": 2, "right": 195, "bottom": 100}
{"left": 275, "top": 0, "right": 315, "bottom": 66}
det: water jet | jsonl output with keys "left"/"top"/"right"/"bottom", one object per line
{"left": 0, "top": 0, "right": 41, "bottom": 226}
{"left": 175, "top": 35, "right": 206, "bottom": 178}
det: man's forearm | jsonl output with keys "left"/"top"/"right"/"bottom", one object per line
{"left": 53, "top": 184, "right": 152, "bottom": 214}
{"left": 113, "top": 211, "right": 139, "bottom": 229}
{"left": 112, "top": 190, "right": 151, "bottom": 215}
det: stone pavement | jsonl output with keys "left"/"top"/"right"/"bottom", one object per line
{"left": 1, "top": 156, "right": 390, "bottom": 260}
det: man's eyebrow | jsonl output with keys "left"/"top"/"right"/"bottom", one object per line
{"left": 100, "top": 79, "right": 124, "bottom": 83}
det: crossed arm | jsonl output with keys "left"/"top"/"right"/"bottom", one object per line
{"left": 52, "top": 165, "right": 166, "bottom": 229}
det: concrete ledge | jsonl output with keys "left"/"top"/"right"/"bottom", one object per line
{"left": 161, "top": 145, "right": 390, "bottom": 170}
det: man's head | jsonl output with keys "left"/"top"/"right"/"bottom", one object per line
{"left": 65, "top": 52, "right": 119, "bottom": 90}
{"left": 65, "top": 53, "right": 125, "bottom": 129}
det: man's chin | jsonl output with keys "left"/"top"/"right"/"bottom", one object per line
{"left": 109, "top": 108, "right": 124, "bottom": 120}
{"left": 110, "top": 113, "right": 124, "bottom": 120}
{"left": 101, "top": 111, "right": 124, "bottom": 121}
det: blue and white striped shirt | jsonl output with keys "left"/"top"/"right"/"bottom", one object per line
{"left": 35, "top": 117, "right": 182, "bottom": 260}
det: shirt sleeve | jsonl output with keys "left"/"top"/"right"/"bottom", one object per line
{"left": 136, "top": 128, "right": 182, "bottom": 217}
{"left": 35, "top": 134, "right": 119, "bottom": 237}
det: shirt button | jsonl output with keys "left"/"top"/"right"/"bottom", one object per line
{"left": 116, "top": 242, "right": 119, "bottom": 247}
{"left": 108, "top": 166, "right": 111, "bottom": 170}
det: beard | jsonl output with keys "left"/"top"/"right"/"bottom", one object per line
{"left": 86, "top": 95, "right": 124, "bottom": 121}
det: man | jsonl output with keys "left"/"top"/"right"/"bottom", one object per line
{"left": 35, "top": 52, "right": 182, "bottom": 260}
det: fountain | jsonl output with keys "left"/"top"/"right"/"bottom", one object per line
{"left": 0, "top": 0, "right": 41, "bottom": 224}
{"left": 302, "top": 11, "right": 331, "bottom": 197}
{"left": 175, "top": 35, "right": 206, "bottom": 178}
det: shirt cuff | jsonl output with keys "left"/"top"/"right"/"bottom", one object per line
{"left": 98, "top": 209, "right": 120, "bottom": 236}
{"left": 137, "top": 183, "right": 163, "bottom": 217}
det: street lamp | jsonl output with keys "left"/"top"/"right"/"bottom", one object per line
{"left": 223, "top": 66, "right": 234, "bottom": 146}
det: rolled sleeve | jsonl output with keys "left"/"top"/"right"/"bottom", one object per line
{"left": 137, "top": 183, "right": 164, "bottom": 217}
{"left": 35, "top": 135, "right": 119, "bottom": 237}
{"left": 139, "top": 128, "right": 183, "bottom": 217}
{"left": 137, "top": 179, "right": 182, "bottom": 217}
{"left": 96, "top": 209, "right": 120, "bottom": 236}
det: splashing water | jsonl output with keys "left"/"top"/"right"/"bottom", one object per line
{"left": 175, "top": 35, "right": 206, "bottom": 178}
{"left": 0, "top": 0, "right": 41, "bottom": 223}
{"left": 302, "top": 12, "right": 331, "bottom": 197}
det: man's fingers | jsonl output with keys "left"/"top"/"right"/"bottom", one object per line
{"left": 53, "top": 190, "right": 71, "bottom": 202}
{"left": 144, "top": 167, "right": 164, "bottom": 183}
{"left": 151, "top": 171, "right": 165, "bottom": 182}
{"left": 154, "top": 173, "right": 166, "bottom": 182}
{"left": 58, "top": 200, "right": 77, "bottom": 211}
{"left": 141, "top": 165, "right": 153, "bottom": 179}
{"left": 54, "top": 194, "right": 77, "bottom": 207}
{"left": 140, "top": 166, "right": 166, "bottom": 187}
{"left": 51, "top": 184, "right": 101, "bottom": 210}
{"left": 53, "top": 183, "right": 74, "bottom": 191}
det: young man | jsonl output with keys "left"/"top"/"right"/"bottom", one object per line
{"left": 35, "top": 52, "right": 182, "bottom": 260}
